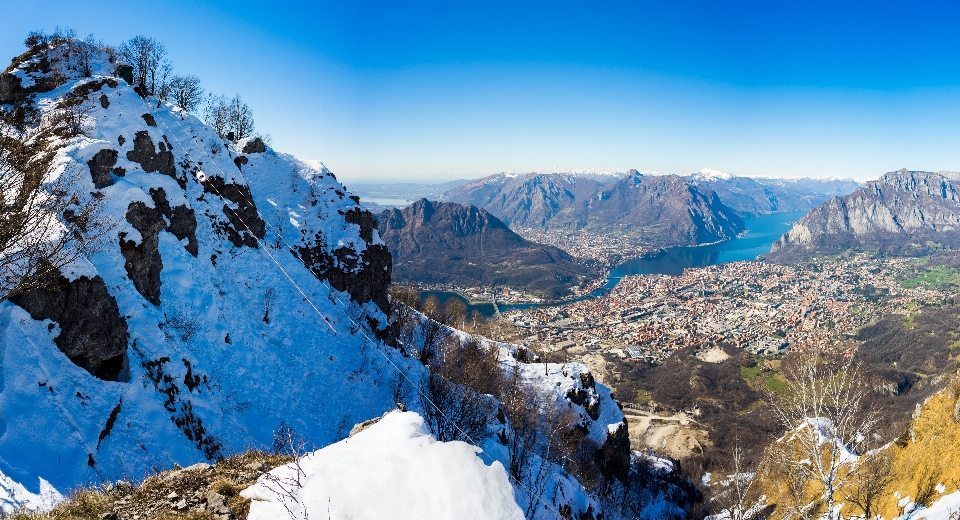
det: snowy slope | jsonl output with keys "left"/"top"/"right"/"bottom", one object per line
{"left": 0, "top": 42, "right": 411, "bottom": 502}
{"left": 0, "top": 40, "right": 657, "bottom": 519}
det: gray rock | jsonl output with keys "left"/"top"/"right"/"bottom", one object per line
{"left": 241, "top": 137, "right": 266, "bottom": 154}
{"left": 205, "top": 491, "right": 232, "bottom": 517}
{"left": 0, "top": 73, "right": 22, "bottom": 104}
{"left": 87, "top": 148, "right": 119, "bottom": 189}
{"left": 125, "top": 131, "right": 177, "bottom": 183}
{"left": 202, "top": 176, "right": 266, "bottom": 249}
{"left": 119, "top": 201, "right": 166, "bottom": 305}
{"left": 9, "top": 272, "right": 129, "bottom": 381}
{"left": 118, "top": 187, "right": 199, "bottom": 304}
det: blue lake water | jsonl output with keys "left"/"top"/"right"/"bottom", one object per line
{"left": 421, "top": 210, "right": 805, "bottom": 316}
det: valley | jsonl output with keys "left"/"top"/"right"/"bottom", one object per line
{"left": 8, "top": 9, "right": 960, "bottom": 520}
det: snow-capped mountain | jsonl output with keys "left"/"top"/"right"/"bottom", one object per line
{"left": 0, "top": 38, "right": 690, "bottom": 519}
{"left": 0, "top": 39, "right": 402, "bottom": 493}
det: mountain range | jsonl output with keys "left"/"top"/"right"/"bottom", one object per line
{"left": 685, "top": 170, "right": 861, "bottom": 217}
{"left": 443, "top": 170, "right": 860, "bottom": 248}
{"left": 377, "top": 199, "right": 598, "bottom": 298}
{"left": 768, "top": 169, "right": 960, "bottom": 261}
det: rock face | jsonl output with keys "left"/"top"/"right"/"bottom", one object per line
{"left": 87, "top": 148, "right": 123, "bottom": 189}
{"left": 768, "top": 169, "right": 960, "bottom": 261}
{"left": 298, "top": 206, "right": 393, "bottom": 314}
{"left": 548, "top": 172, "right": 745, "bottom": 246}
{"left": 9, "top": 272, "right": 128, "bottom": 381}
{"left": 203, "top": 176, "right": 265, "bottom": 248}
{"left": 118, "top": 188, "right": 199, "bottom": 305}
{"left": 126, "top": 131, "right": 177, "bottom": 181}
{"left": 377, "top": 199, "right": 597, "bottom": 298}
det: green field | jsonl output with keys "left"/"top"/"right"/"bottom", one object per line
{"left": 901, "top": 264, "right": 960, "bottom": 289}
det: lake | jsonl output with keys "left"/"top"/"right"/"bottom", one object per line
{"left": 421, "top": 210, "right": 805, "bottom": 316}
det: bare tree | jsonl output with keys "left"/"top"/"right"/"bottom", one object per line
{"left": 420, "top": 294, "right": 446, "bottom": 323}
{"left": 76, "top": 34, "right": 103, "bottom": 77}
{"left": 165, "top": 75, "right": 204, "bottom": 112}
{"left": 844, "top": 449, "right": 893, "bottom": 520}
{"left": 0, "top": 124, "right": 103, "bottom": 303}
{"left": 227, "top": 95, "right": 255, "bottom": 140}
{"left": 713, "top": 441, "right": 758, "bottom": 520}
{"left": 419, "top": 371, "right": 495, "bottom": 443}
{"left": 767, "top": 350, "right": 879, "bottom": 520}
{"left": 444, "top": 297, "right": 467, "bottom": 329}
{"left": 116, "top": 36, "right": 169, "bottom": 94}
{"left": 203, "top": 94, "right": 231, "bottom": 138}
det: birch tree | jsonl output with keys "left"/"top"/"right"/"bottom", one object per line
{"left": 768, "top": 350, "right": 878, "bottom": 520}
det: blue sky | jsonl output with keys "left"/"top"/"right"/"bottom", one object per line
{"left": 4, "top": 1, "right": 960, "bottom": 182}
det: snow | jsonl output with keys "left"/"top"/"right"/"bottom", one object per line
{"left": 0, "top": 471, "right": 62, "bottom": 515}
{"left": 901, "top": 489, "right": 960, "bottom": 519}
{"left": 0, "top": 52, "right": 412, "bottom": 494}
{"left": 694, "top": 168, "right": 735, "bottom": 180}
{"left": 242, "top": 411, "right": 524, "bottom": 520}
{"left": 0, "top": 41, "right": 644, "bottom": 520}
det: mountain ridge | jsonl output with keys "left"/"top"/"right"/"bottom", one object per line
{"left": 767, "top": 168, "right": 960, "bottom": 261}
{"left": 377, "top": 198, "right": 598, "bottom": 298}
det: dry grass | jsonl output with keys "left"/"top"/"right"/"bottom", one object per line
{"left": 9, "top": 450, "right": 293, "bottom": 520}
{"left": 748, "top": 373, "right": 960, "bottom": 519}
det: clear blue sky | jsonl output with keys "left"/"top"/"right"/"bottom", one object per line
{"left": 4, "top": 1, "right": 960, "bottom": 182}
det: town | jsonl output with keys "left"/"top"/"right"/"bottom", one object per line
{"left": 502, "top": 256, "right": 953, "bottom": 380}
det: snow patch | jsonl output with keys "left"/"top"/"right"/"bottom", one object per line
{"left": 0, "top": 471, "right": 62, "bottom": 515}
{"left": 242, "top": 411, "right": 523, "bottom": 520}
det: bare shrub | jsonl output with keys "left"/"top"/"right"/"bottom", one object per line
{"left": 0, "top": 124, "right": 106, "bottom": 303}
{"left": 419, "top": 371, "right": 496, "bottom": 443}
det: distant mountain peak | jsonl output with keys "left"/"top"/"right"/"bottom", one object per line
{"left": 692, "top": 168, "right": 735, "bottom": 180}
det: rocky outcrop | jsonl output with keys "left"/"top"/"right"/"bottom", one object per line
{"left": 298, "top": 206, "right": 392, "bottom": 314}
{"left": 87, "top": 148, "right": 124, "bottom": 189}
{"left": 119, "top": 188, "right": 199, "bottom": 305}
{"left": 203, "top": 176, "right": 265, "bottom": 248}
{"left": 149, "top": 187, "right": 199, "bottom": 257}
{"left": 233, "top": 156, "right": 247, "bottom": 171}
{"left": 241, "top": 137, "right": 266, "bottom": 154}
{"left": 768, "top": 169, "right": 960, "bottom": 261}
{"left": 119, "top": 202, "right": 166, "bottom": 305}
{"left": 10, "top": 271, "right": 129, "bottom": 381}
{"left": 126, "top": 131, "right": 177, "bottom": 180}
{"left": 0, "top": 73, "right": 22, "bottom": 104}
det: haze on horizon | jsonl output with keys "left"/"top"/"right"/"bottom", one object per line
{"left": 4, "top": 0, "right": 960, "bottom": 183}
